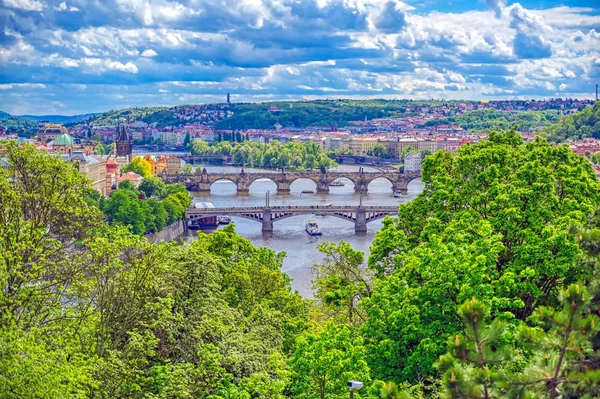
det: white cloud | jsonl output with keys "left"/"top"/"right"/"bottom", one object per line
{"left": 0, "top": 84, "right": 13, "bottom": 90}
{"left": 2, "top": 0, "right": 44, "bottom": 12}
{"left": 56, "top": 1, "right": 77, "bottom": 11}
{"left": 141, "top": 48, "right": 158, "bottom": 57}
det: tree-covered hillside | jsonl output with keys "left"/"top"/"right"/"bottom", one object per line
{"left": 544, "top": 101, "right": 600, "bottom": 142}
{"left": 214, "top": 99, "right": 419, "bottom": 129}
{"left": 0, "top": 116, "right": 37, "bottom": 136}
{"left": 84, "top": 100, "right": 457, "bottom": 129}
{"left": 422, "top": 108, "right": 562, "bottom": 132}
{"left": 87, "top": 106, "right": 169, "bottom": 126}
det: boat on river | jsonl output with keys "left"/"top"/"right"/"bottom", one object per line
{"left": 393, "top": 190, "right": 402, "bottom": 198}
{"left": 329, "top": 180, "right": 345, "bottom": 187}
{"left": 301, "top": 190, "right": 315, "bottom": 194}
{"left": 305, "top": 220, "right": 322, "bottom": 236}
{"left": 217, "top": 215, "right": 231, "bottom": 225}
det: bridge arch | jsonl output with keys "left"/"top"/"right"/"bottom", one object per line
{"left": 327, "top": 176, "right": 357, "bottom": 187}
{"left": 209, "top": 178, "right": 238, "bottom": 193}
{"left": 288, "top": 177, "right": 320, "bottom": 191}
{"left": 366, "top": 176, "right": 394, "bottom": 192}
{"left": 248, "top": 176, "right": 277, "bottom": 193}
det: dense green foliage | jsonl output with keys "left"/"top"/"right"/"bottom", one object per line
{"left": 214, "top": 100, "right": 419, "bottom": 129}
{"left": 422, "top": 109, "right": 561, "bottom": 132}
{"left": 0, "top": 116, "right": 37, "bottom": 136}
{"left": 86, "top": 106, "right": 169, "bottom": 126}
{"left": 363, "top": 130, "right": 600, "bottom": 384}
{"left": 438, "top": 284, "right": 600, "bottom": 399}
{"left": 544, "top": 102, "right": 600, "bottom": 142}
{"left": 3, "top": 131, "right": 600, "bottom": 398}
{"left": 98, "top": 177, "right": 191, "bottom": 235}
{"left": 191, "top": 139, "right": 337, "bottom": 170}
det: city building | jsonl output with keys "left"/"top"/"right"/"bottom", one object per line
{"left": 166, "top": 156, "right": 181, "bottom": 173}
{"left": 349, "top": 136, "right": 379, "bottom": 156}
{"left": 36, "top": 124, "right": 68, "bottom": 144}
{"left": 404, "top": 152, "right": 422, "bottom": 172}
{"left": 63, "top": 151, "right": 108, "bottom": 196}
{"left": 49, "top": 131, "right": 94, "bottom": 155}
{"left": 117, "top": 171, "right": 144, "bottom": 187}
{"left": 115, "top": 122, "right": 132, "bottom": 160}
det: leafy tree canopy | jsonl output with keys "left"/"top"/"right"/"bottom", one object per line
{"left": 364, "top": 130, "right": 600, "bottom": 383}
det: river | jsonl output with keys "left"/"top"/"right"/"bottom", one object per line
{"left": 176, "top": 164, "right": 423, "bottom": 297}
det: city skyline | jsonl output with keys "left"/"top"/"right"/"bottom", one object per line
{"left": 0, "top": 0, "right": 599, "bottom": 115}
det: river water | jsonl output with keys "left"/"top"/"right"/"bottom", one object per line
{"left": 176, "top": 164, "right": 423, "bottom": 297}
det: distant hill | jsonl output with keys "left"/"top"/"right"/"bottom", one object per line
{"left": 214, "top": 99, "right": 417, "bottom": 129}
{"left": 19, "top": 113, "right": 100, "bottom": 124}
{"left": 84, "top": 100, "right": 446, "bottom": 129}
{"left": 420, "top": 108, "right": 563, "bottom": 132}
{"left": 0, "top": 111, "right": 100, "bottom": 125}
{"left": 544, "top": 102, "right": 600, "bottom": 142}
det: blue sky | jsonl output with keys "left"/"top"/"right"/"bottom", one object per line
{"left": 0, "top": 0, "right": 599, "bottom": 115}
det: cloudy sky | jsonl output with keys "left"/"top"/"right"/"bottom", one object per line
{"left": 0, "top": 0, "right": 599, "bottom": 115}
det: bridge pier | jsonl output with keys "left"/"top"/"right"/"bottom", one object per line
{"left": 196, "top": 183, "right": 211, "bottom": 192}
{"left": 316, "top": 181, "right": 330, "bottom": 193}
{"left": 262, "top": 209, "right": 273, "bottom": 232}
{"left": 355, "top": 208, "right": 367, "bottom": 233}
{"left": 391, "top": 183, "right": 408, "bottom": 195}
{"left": 277, "top": 181, "right": 291, "bottom": 192}
{"left": 236, "top": 182, "right": 250, "bottom": 193}
{"left": 354, "top": 181, "right": 368, "bottom": 193}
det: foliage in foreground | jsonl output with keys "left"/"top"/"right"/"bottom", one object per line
{"left": 364, "top": 130, "right": 600, "bottom": 382}
{"left": 3, "top": 131, "right": 600, "bottom": 398}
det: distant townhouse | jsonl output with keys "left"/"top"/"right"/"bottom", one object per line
{"left": 404, "top": 152, "right": 422, "bottom": 172}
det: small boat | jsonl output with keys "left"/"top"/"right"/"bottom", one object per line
{"left": 329, "top": 180, "right": 345, "bottom": 187}
{"left": 393, "top": 189, "right": 402, "bottom": 198}
{"left": 305, "top": 220, "right": 322, "bottom": 236}
{"left": 217, "top": 215, "right": 231, "bottom": 225}
{"left": 301, "top": 190, "right": 315, "bottom": 194}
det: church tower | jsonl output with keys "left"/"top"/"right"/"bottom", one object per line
{"left": 115, "top": 122, "right": 132, "bottom": 159}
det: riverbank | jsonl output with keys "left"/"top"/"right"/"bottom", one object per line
{"left": 145, "top": 219, "right": 187, "bottom": 243}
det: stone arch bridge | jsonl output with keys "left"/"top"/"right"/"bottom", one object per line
{"left": 187, "top": 205, "right": 398, "bottom": 232}
{"left": 160, "top": 169, "right": 420, "bottom": 194}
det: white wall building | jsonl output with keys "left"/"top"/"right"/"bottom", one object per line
{"left": 404, "top": 152, "right": 422, "bottom": 172}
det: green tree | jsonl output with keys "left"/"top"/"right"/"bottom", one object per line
{"left": 0, "top": 141, "right": 102, "bottom": 397}
{"left": 103, "top": 189, "right": 147, "bottom": 235}
{"left": 95, "top": 142, "right": 106, "bottom": 155}
{"left": 138, "top": 176, "right": 167, "bottom": 199}
{"left": 289, "top": 321, "right": 382, "bottom": 399}
{"left": 180, "top": 163, "right": 194, "bottom": 174}
{"left": 313, "top": 241, "right": 373, "bottom": 325}
{"left": 437, "top": 298, "right": 516, "bottom": 399}
{"left": 368, "top": 143, "right": 389, "bottom": 158}
{"left": 365, "top": 130, "right": 600, "bottom": 382}
{"left": 517, "top": 283, "right": 600, "bottom": 398}
{"left": 117, "top": 179, "right": 136, "bottom": 190}
{"left": 121, "top": 156, "right": 153, "bottom": 177}
{"left": 191, "top": 139, "right": 210, "bottom": 155}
